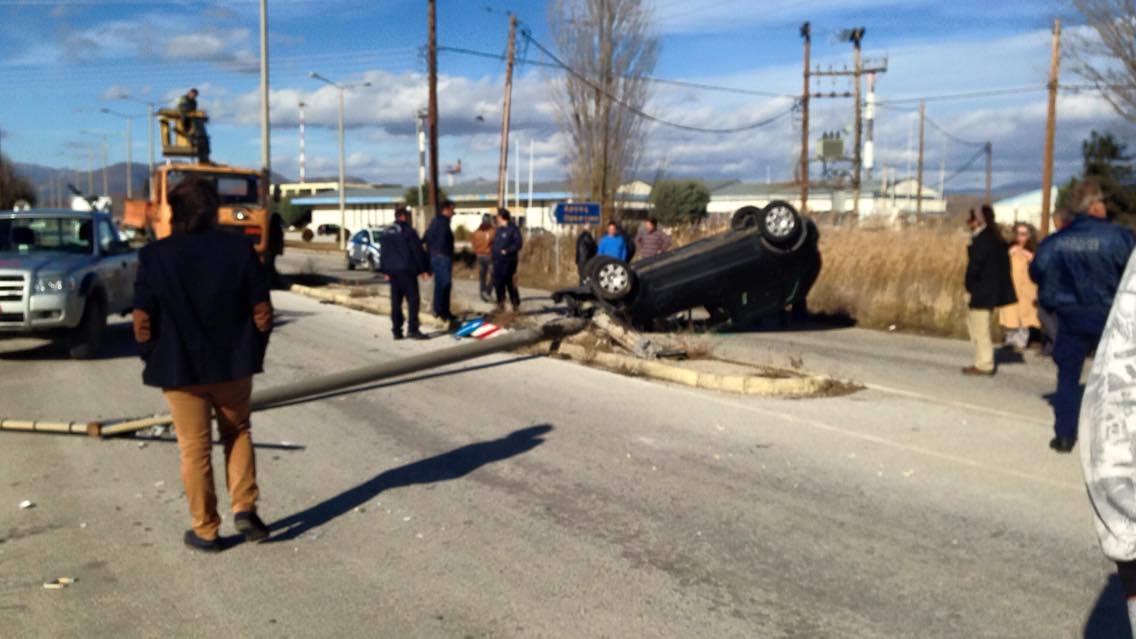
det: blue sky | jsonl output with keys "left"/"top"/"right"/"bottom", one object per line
{"left": 0, "top": 0, "right": 1127, "bottom": 191}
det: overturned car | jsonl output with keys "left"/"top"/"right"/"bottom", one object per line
{"left": 554, "top": 201, "right": 821, "bottom": 330}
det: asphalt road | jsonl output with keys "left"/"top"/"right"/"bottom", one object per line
{"left": 0, "top": 252, "right": 1126, "bottom": 638}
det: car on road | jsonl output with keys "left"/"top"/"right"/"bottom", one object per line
{"left": 317, "top": 223, "right": 344, "bottom": 236}
{"left": 344, "top": 227, "right": 384, "bottom": 271}
{"left": 554, "top": 201, "right": 821, "bottom": 329}
{"left": 0, "top": 208, "right": 138, "bottom": 358}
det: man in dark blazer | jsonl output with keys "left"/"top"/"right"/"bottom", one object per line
{"left": 963, "top": 205, "right": 1016, "bottom": 376}
{"left": 133, "top": 176, "right": 273, "bottom": 552}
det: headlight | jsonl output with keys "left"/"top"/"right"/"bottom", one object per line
{"left": 33, "top": 274, "right": 76, "bottom": 294}
{"left": 231, "top": 209, "right": 249, "bottom": 221}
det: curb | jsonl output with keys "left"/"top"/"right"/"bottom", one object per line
{"left": 289, "top": 284, "right": 450, "bottom": 329}
{"left": 555, "top": 343, "right": 838, "bottom": 398}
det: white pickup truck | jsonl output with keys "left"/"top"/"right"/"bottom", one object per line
{"left": 0, "top": 208, "right": 138, "bottom": 358}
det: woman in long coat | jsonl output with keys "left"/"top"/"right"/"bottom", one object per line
{"left": 1000, "top": 222, "right": 1040, "bottom": 350}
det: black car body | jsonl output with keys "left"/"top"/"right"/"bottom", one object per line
{"left": 555, "top": 201, "right": 821, "bottom": 329}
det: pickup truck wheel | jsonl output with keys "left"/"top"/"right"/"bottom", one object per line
{"left": 67, "top": 294, "right": 106, "bottom": 360}
{"left": 588, "top": 256, "right": 636, "bottom": 301}
{"left": 345, "top": 252, "right": 356, "bottom": 270}
{"left": 759, "top": 201, "right": 803, "bottom": 248}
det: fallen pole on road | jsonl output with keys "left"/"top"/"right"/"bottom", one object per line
{"left": 0, "top": 318, "right": 587, "bottom": 439}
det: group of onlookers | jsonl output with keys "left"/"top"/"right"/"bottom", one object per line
{"left": 574, "top": 216, "right": 673, "bottom": 280}
{"left": 964, "top": 178, "right": 1135, "bottom": 454}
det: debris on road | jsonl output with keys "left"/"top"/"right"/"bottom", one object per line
{"left": 18, "top": 500, "right": 34, "bottom": 509}
{"left": 42, "top": 577, "right": 77, "bottom": 590}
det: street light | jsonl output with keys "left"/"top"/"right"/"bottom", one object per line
{"left": 80, "top": 130, "right": 109, "bottom": 197}
{"left": 108, "top": 92, "right": 158, "bottom": 194}
{"left": 309, "top": 71, "right": 371, "bottom": 249}
{"left": 100, "top": 108, "right": 142, "bottom": 199}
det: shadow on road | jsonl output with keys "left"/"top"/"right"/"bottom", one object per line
{"left": 1084, "top": 573, "right": 1132, "bottom": 638}
{"left": 265, "top": 424, "right": 553, "bottom": 542}
{"left": 0, "top": 322, "right": 137, "bottom": 361}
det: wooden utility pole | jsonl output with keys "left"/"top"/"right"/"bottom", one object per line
{"left": 799, "top": 22, "right": 811, "bottom": 214}
{"left": 916, "top": 100, "right": 925, "bottom": 216}
{"left": 427, "top": 0, "right": 440, "bottom": 212}
{"left": 851, "top": 29, "right": 864, "bottom": 218}
{"left": 984, "top": 142, "right": 992, "bottom": 205}
{"left": 497, "top": 14, "right": 517, "bottom": 209}
{"left": 1040, "top": 18, "right": 1061, "bottom": 236}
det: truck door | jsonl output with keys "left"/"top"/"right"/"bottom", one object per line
{"left": 96, "top": 218, "right": 134, "bottom": 312}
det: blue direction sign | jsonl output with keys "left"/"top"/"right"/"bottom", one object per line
{"left": 554, "top": 202, "right": 601, "bottom": 225}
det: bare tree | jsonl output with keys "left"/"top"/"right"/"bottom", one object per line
{"left": 1071, "top": 0, "right": 1136, "bottom": 123}
{"left": 550, "top": 0, "right": 658, "bottom": 223}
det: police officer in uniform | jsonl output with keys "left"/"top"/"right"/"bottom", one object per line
{"left": 379, "top": 207, "right": 431, "bottom": 340}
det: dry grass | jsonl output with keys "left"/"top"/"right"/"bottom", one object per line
{"left": 457, "top": 220, "right": 974, "bottom": 338}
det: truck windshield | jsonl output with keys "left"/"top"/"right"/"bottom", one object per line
{"left": 168, "top": 171, "right": 260, "bottom": 205}
{"left": 0, "top": 217, "right": 93, "bottom": 254}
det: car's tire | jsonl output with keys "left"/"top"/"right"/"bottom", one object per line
{"left": 758, "top": 200, "right": 803, "bottom": 248}
{"left": 345, "top": 252, "right": 356, "bottom": 270}
{"left": 367, "top": 254, "right": 379, "bottom": 272}
{"left": 67, "top": 293, "right": 106, "bottom": 360}
{"left": 730, "top": 205, "right": 762, "bottom": 231}
{"left": 588, "top": 255, "right": 636, "bottom": 302}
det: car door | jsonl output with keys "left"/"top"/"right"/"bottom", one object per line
{"left": 96, "top": 218, "right": 134, "bottom": 312}
{"left": 349, "top": 230, "right": 368, "bottom": 264}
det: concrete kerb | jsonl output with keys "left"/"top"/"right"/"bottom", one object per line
{"left": 554, "top": 343, "right": 837, "bottom": 399}
{"left": 290, "top": 284, "right": 842, "bottom": 398}
{"left": 289, "top": 284, "right": 450, "bottom": 330}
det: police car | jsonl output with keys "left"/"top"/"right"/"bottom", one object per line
{"left": 344, "top": 228, "right": 383, "bottom": 271}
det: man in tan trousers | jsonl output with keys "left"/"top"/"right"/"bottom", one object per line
{"left": 963, "top": 205, "right": 1015, "bottom": 375}
{"left": 133, "top": 176, "right": 273, "bottom": 551}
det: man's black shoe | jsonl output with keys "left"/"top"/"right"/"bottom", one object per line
{"left": 234, "top": 511, "right": 270, "bottom": 542}
{"left": 408, "top": 331, "right": 429, "bottom": 340}
{"left": 392, "top": 332, "right": 405, "bottom": 341}
{"left": 183, "top": 530, "right": 222, "bottom": 553}
{"left": 1049, "top": 436, "right": 1076, "bottom": 453}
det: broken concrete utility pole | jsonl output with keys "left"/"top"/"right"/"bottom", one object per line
{"left": 0, "top": 319, "right": 587, "bottom": 438}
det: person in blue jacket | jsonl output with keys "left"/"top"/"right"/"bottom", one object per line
{"left": 379, "top": 207, "right": 431, "bottom": 340}
{"left": 1030, "top": 178, "right": 1136, "bottom": 453}
{"left": 597, "top": 221, "right": 628, "bottom": 261}
{"left": 491, "top": 207, "right": 524, "bottom": 311}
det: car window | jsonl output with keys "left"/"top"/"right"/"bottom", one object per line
{"left": 168, "top": 170, "right": 260, "bottom": 205}
{"left": 0, "top": 217, "right": 92, "bottom": 254}
{"left": 370, "top": 230, "right": 383, "bottom": 243}
{"left": 351, "top": 230, "right": 367, "bottom": 243}
{"left": 97, "top": 219, "right": 118, "bottom": 253}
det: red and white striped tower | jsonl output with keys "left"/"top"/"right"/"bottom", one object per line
{"left": 298, "top": 101, "right": 307, "bottom": 183}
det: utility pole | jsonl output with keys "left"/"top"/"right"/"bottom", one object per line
{"left": 514, "top": 137, "right": 521, "bottom": 215}
{"left": 309, "top": 73, "right": 371, "bottom": 249}
{"left": 259, "top": 0, "right": 271, "bottom": 189}
{"left": 916, "top": 100, "right": 925, "bottom": 216}
{"left": 416, "top": 108, "right": 427, "bottom": 228}
{"left": 497, "top": 13, "right": 518, "bottom": 209}
{"left": 849, "top": 28, "right": 865, "bottom": 218}
{"left": 1041, "top": 18, "right": 1061, "bottom": 236}
{"left": 298, "top": 101, "right": 307, "bottom": 183}
{"left": 427, "top": 0, "right": 440, "bottom": 212}
{"left": 985, "top": 142, "right": 993, "bottom": 205}
{"left": 799, "top": 22, "right": 810, "bottom": 214}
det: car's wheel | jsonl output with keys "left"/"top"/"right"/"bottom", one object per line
{"left": 758, "top": 200, "right": 803, "bottom": 248}
{"left": 730, "top": 205, "right": 762, "bottom": 231}
{"left": 588, "top": 255, "right": 636, "bottom": 302}
{"left": 67, "top": 293, "right": 106, "bottom": 360}
{"left": 345, "top": 252, "right": 356, "bottom": 270}
{"left": 367, "top": 254, "right": 379, "bottom": 272}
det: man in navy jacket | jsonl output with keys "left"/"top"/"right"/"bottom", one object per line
{"left": 423, "top": 199, "right": 456, "bottom": 323}
{"left": 491, "top": 208, "right": 524, "bottom": 311}
{"left": 133, "top": 176, "right": 273, "bottom": 551}
{"left": 379, "top": 207, "right": 431, "bottom": 340}
{"left": 1031, "top": 178, "right": 1136, "bottom": 452}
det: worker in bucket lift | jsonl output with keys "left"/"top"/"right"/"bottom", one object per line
{"left": 132, "top": 175, "right": 273, "bottom": 552}
{"left": 178, "top": 88, "right": 199, "bottom": 135}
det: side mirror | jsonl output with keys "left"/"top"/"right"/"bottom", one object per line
{"left": 107, "top": 239, "right": 132, "bottom": 254}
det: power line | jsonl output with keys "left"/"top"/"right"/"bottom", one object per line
{"left": 878, "top": 86, "right": 1045, "bottom": 105}
{"left": 924, "top": 115, "right": 986, "bottom": 148}
{"left": 942, "top": 146, "right": 987, "bottom": 184}
{"left": 519, "top": 27, "right": 794, "bottom": 134}
{"left": 438, "top": 45, "right": 793, "bottom": 98}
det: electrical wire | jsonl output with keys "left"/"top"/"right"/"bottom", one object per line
{"left": 519, "top": 28, "right": 794, "bottom": 134}
{"left": 941, "top": 146, "right": 987, "bottom": 185}
{"left": 924, "top": 116, "right": 986, "bottom": 148}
